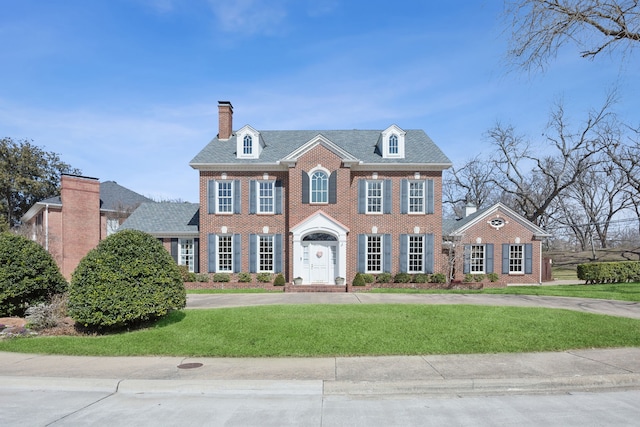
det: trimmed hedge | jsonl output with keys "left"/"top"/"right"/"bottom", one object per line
{"left": 68, "top": 230, "right": 186, "bottom": 330}
{"left": 0, "top": 232, "right": 68, "bottom": 316}
{"left": 577, "top": 261, "right": 640, "bottom": 284}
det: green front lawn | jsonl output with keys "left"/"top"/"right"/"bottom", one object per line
{"left": 370, "top": 283, "right": 640, "bottom": 302}
{"left": 1, "top": 304, "right": 639, "bottom": 357}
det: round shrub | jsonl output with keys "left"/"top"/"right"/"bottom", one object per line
{"left": 0, "top": 232, "right": 67, "bottom": 316}
{"left": 68, "top": 230, "right": 186, "bottom": 330}
{"left": 273, "top": 273, "right": 285, "bottom": 286}
{"left": 352, "top": 273, "right": 366, "bottom": 286}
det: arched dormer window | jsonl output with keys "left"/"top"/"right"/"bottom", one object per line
{"left": 379, "top": 125, "right": 406, "bottom": 158}
{"left": 236, "top": 125, "right": 262, "bottom": 159}
{"left": 243, "top": 135, "right": 252, "bottom": 155}
{"left": 311, "top": 170, "right": 328, "bottom": 203}
{"left": 389, "top": 134, "right": 398, "bottom": 154}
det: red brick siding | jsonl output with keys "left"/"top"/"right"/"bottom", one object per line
{"left": 60, "top": 175, "right": 101, "bottom": 280}
{"left": 198, "top": 144, "right": 445, "bottom": 286}
{"left": 450, "top": 208, "right": 543, "bottom": 285}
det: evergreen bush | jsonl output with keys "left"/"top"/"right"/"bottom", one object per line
{"left": 0, "top": 232, "right": 67, "bottom": 317}
{"left": 393, "top": 272, "right": 412, "bottom": 283}
{"left": 237, "top": 272, "right": 252, "bottom": 283}
{"left": 67, "top": 230, "right": 185, "bottom": 330}
{"left": 256, "top": 272, "right": 272, "bottom": 283}
{"left": 352, "top": 273, "right": 366, "bottom": 286}
{"left": 361, "top": 273, "right": 375, "bottom": 283}
{"left": 431, "top": 273, "right": 446, "bottom": 284}
{"left": 375, "top": 272, "right": 392, "bottom": 283}
{"left": 273, "top": 273, "right": 285, "bottom": 286}
{"left": 413, "top": 273, "right": 429, "bottom": 283}
{"left": 212, "top": 273, "right": 230, "bottom": 282}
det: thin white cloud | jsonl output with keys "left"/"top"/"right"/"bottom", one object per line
{"left": 207, "top": 0, "right": 289, "bottom": 36}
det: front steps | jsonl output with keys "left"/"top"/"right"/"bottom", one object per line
{"left": 284, "top": 284, "right": 347, "bottom": 293}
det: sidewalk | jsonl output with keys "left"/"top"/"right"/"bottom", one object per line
{"left": 2, "top": 348, "right": 640, "bottom": 397}
{"left": 1, "top": 293, "right": 640, "bottom": 397}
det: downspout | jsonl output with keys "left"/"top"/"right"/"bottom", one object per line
{"left": 45, "top": 204, "right": 49, "bottom": 251}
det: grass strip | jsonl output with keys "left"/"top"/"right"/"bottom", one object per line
{"left": 369, "top": 283, "right": 640, "bottom": 301}
{"left": 1, "top": 304, "right": 639, "bottom": 357}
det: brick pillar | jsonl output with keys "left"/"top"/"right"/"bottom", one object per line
{"left": 218, "top": 101, "right": 233, "bottom": 140}
{"left": 60, "top": 175, "right": 101, "bottom": 279}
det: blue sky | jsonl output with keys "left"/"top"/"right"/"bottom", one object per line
{"left": 2, "top": 1, "right": 638, "bottom": 203}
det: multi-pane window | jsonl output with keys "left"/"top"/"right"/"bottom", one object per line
{"left": 217, "top": 181, "right": 233, "bottom": 213}
{"left": 366, "top": 235, "right": 382, "bottom": 273}
{"left": 408, "top": 235, "right": 424, "bottom": 273}
{"left": 470, "top": 245, "right": 485, "bottom": 273}
{"left": 389, "top": 134, "right": 398, "bottom": 154}
{"left": 243, "top": 135, "right": 252, "bottom": 155}
{"left": 311, "top": 171, "right": 328, "bottom": 203}
{"left": 509, "top": 244, "right": 524, "bottom": 273}
{"left": 179, "top": 238, "right": 194, "bottom": 272}
{"left": 218, "top": 235, "right": 233, "bottom": 272}
{"left": 366, "top": 181, "right": 382, "bottom": 213}
{"left": 106, "top": 218, "right": 119, "bottom": 236}
{"left": 408, "top": 181, "right": 424, "bottom": 213}
{"left": 258, "top": 181, "right": 274, "bottom": 213}
{"left": 258, "top": 235, "right": 274, "bottom": 272}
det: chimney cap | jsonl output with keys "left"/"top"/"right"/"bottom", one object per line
{"left": 218, "top": 100, "right": 233, "bottom": 107}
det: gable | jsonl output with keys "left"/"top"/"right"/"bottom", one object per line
{"left": 281, "top": 134, "right": 360, "bottom": 167}
{"left": 445, "top": 203, "right": 551, "bottom": 240}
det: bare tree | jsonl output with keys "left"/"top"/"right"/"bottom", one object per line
{"left": 505, "top": 0, "right": 640, "bottom": 72}
{"left": 486, "top": 97, "right": 614, "bottom": 225}
{"left": 443, "top": 156, "right": 502, "bottom": 218}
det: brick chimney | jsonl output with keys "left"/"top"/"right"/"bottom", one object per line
{"left": 218, "top": 101, "right": 233, "bottom": 140}
{"left": 60, "top": 174, "right": 101, "bottom": 279}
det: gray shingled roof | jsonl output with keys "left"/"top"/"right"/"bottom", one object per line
{"left": 119, "top": 202, "right": 199, "bottom": 235}
{"left": 99, "top": 181, "right": 153, "bottom": 211}
{"left": 190, "top": 130, "right": 451, "bottom": 165}
{"left": 442, "top": 208, "right": 487, "bottom": 236}
{"left": 443, "top": 203, "right": 552, "bottom": 238}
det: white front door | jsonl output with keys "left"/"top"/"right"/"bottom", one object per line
{"left": 307, "top": 242, "right": 335, "bottom": 283}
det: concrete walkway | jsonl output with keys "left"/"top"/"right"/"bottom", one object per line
{"left": 2, "top": 293, "right": 640, "bottom": 398}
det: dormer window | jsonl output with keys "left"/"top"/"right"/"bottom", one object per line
{"left": 379, "top": 125, "right": 406, "bottom": 158}
{"left": 243, "top": 135, "right": 252, "bottom": 155}
{"left": 389, "top": 134, "right": 398, "bottom": 155}
{"left": 236, "top": 125, "right": 263, "bottom": 159}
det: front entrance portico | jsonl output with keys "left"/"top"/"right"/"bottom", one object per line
{"left": 291, "top": 211, "right": 349, "bottom": 284}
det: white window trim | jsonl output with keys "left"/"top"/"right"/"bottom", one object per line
{"left": 257, "top": 180, "right": 275, "bottom": 214}
{"left": 509, "top": 244, "right": 525, "bottom": 275}
{"left": 366, "top": 180, "right": 383, "bottom": 214}
{"left": 257, "top": 234, "right": 275, "bottom": 273}
{"left": 106, "top": 218, "right": 119, "bottom": 236}
{"left": 408, "top": 235, "right": 425, "bottom": 273}
{"left": 216, "top": 180, "right": 234, "bottom": 214}
{"left": 309, "top": 167, "right": 330, "bottom": 205}
{"left": 408, "top": 180, "right": 425, "bottom": 214}
{"left": 179, "top": 238, "right": 195, "bottom": 273}
{"left": 380, "top": 125, "right": 406, "bottom": 159}
{"left": 217, "top": 235, "right": 233, "bottom": 272}
{"left": 470, "top": 244, "right": 485, "bottom": 274}
{"left": 236, "top": 125, "right": 262, "bottom": 159}
{"left": 366, "top": 234, "right": 383, "bottom": 273}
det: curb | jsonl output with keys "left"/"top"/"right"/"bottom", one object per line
{"left": 3, "top": 374, "right": 640, "bottom": 397}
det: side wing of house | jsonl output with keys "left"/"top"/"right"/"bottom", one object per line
{"left": 445, "top": 203, "right": 551, "bottom": 286}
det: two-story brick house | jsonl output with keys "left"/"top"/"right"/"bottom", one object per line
{"left": 21, "top": 174, "right": 152, "bottom": 279}
{"left": 186, "top": 101, "right": 452, "bottom": 285}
